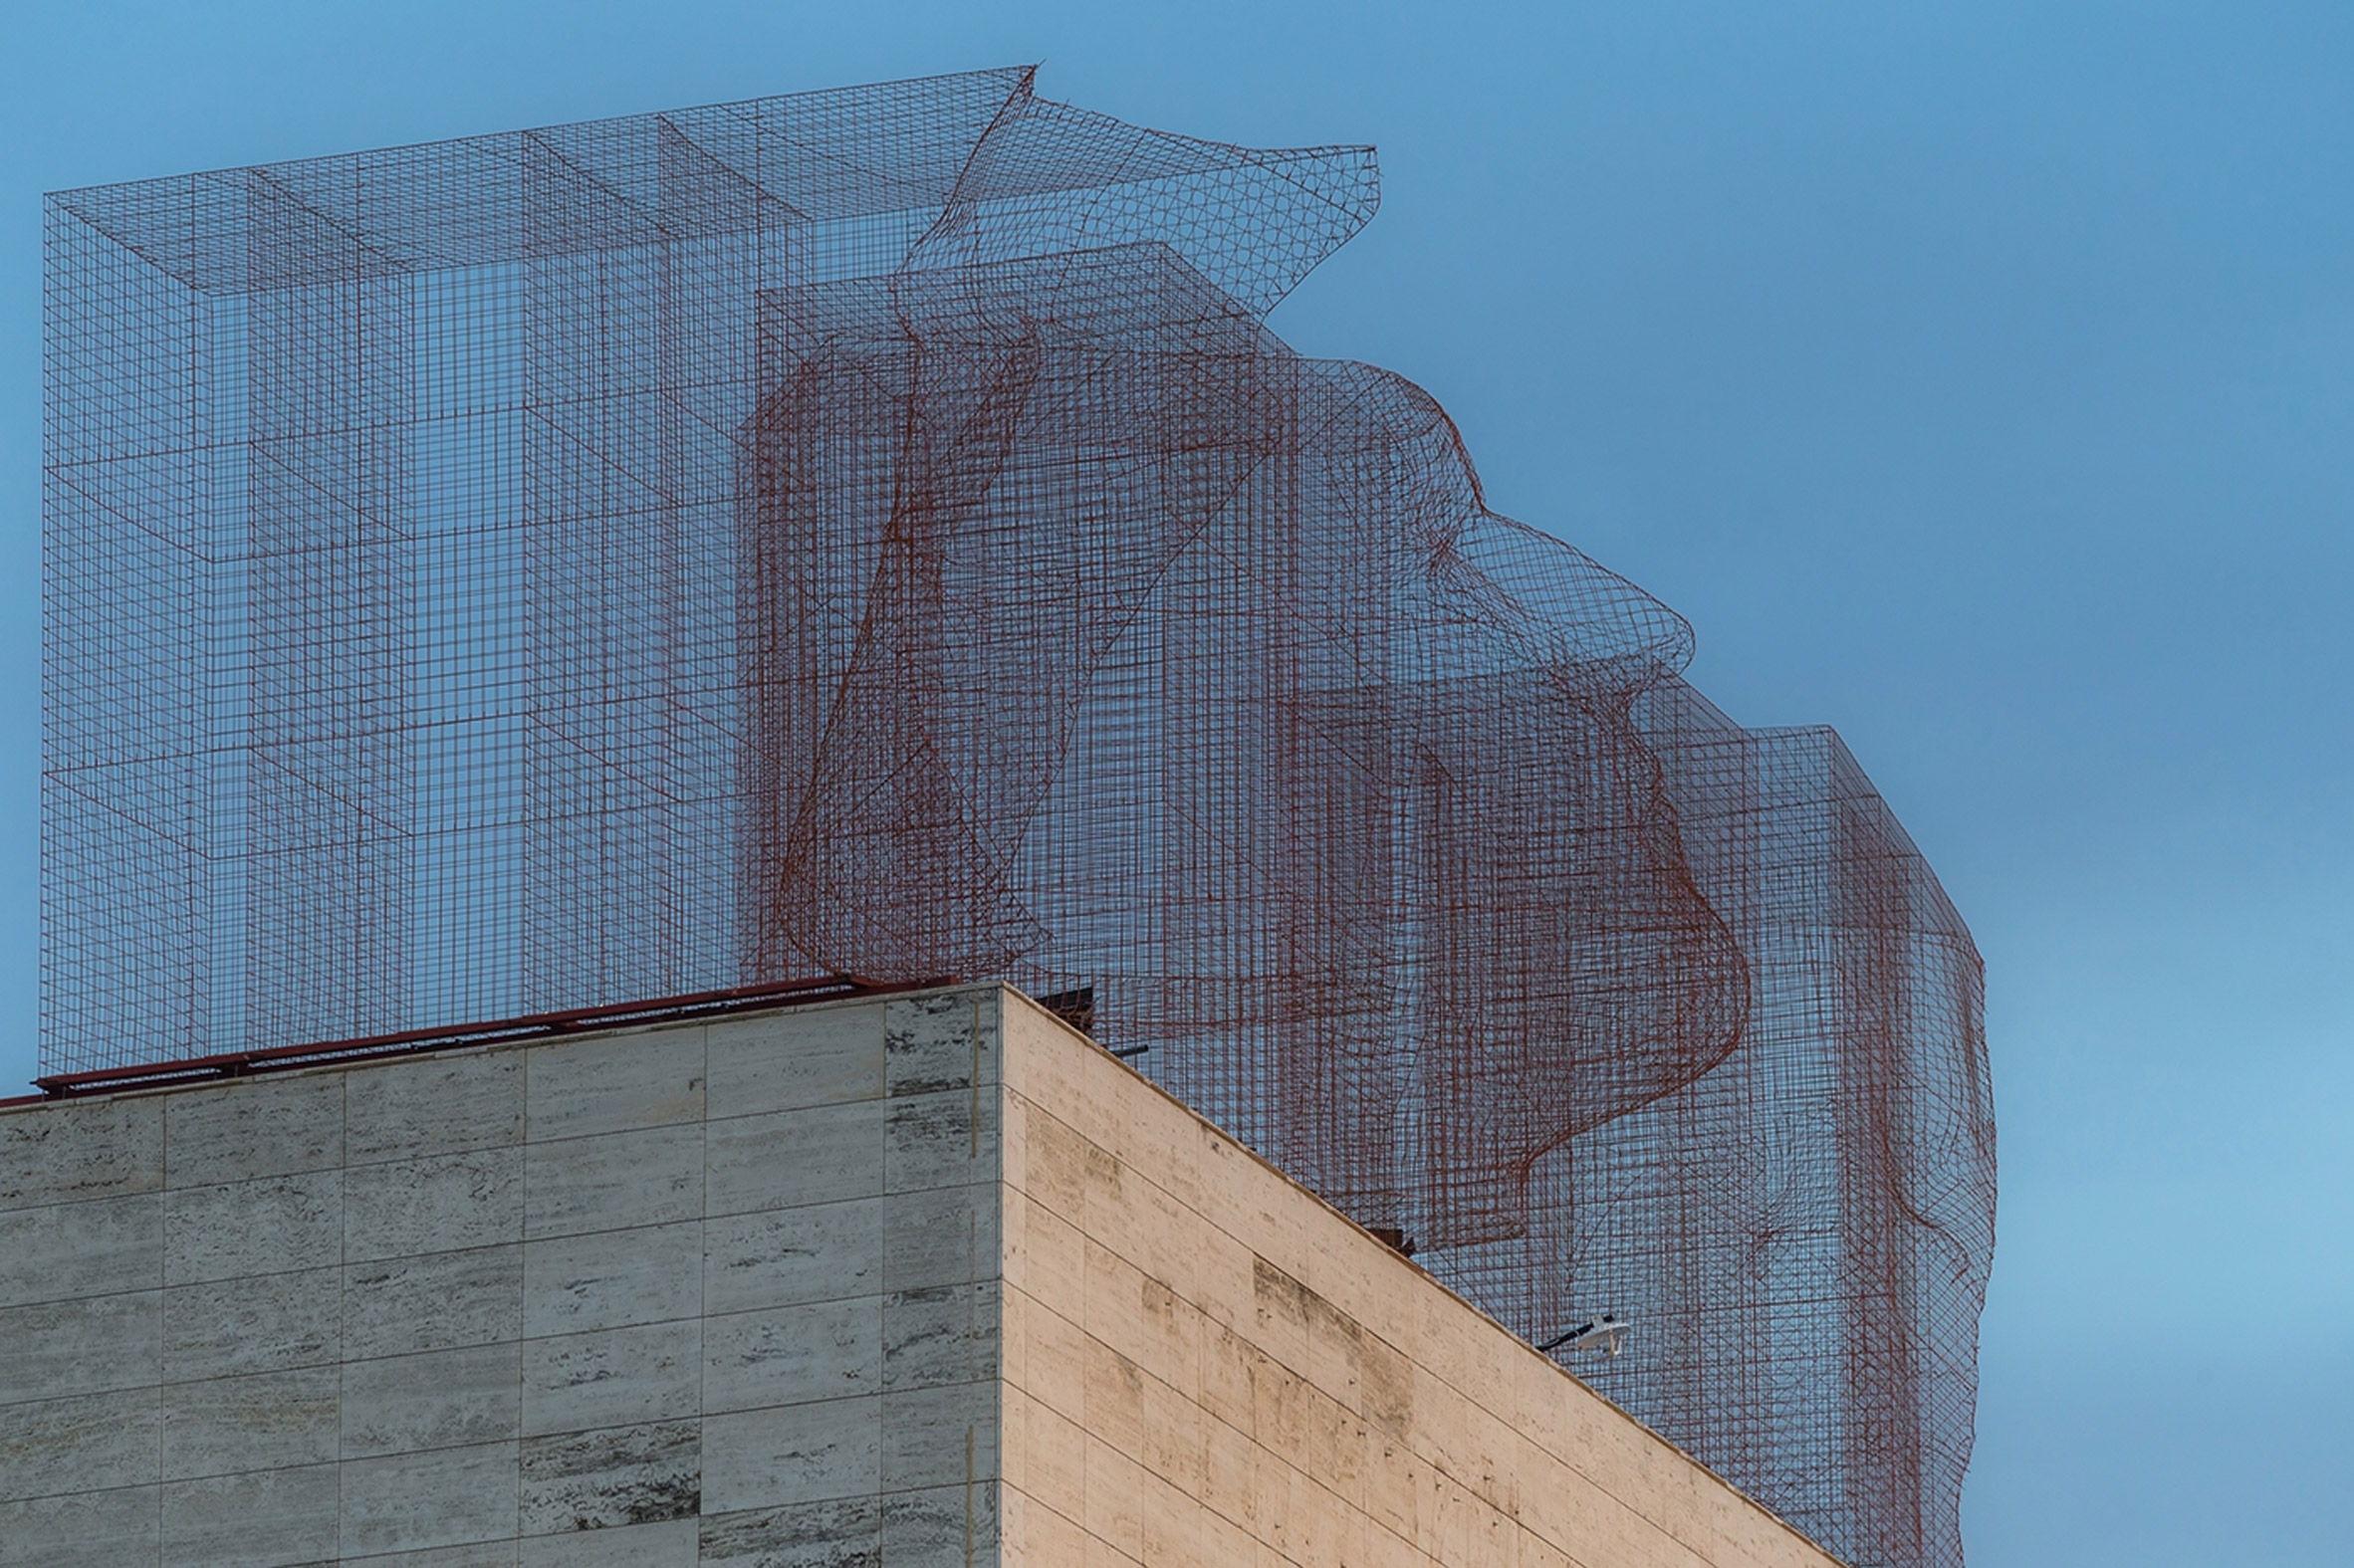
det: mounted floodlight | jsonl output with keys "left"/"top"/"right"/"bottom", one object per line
{"left": 1538, "top": 1312, "right": 1632, "bottom": 1358}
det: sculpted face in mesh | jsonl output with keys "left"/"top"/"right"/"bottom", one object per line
{"left": 43, "top": 66, "right": 1994, "bottom": 1568}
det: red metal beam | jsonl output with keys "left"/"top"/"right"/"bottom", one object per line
{"left": 8, "top": 974, "right": 949, "bottom": 1104}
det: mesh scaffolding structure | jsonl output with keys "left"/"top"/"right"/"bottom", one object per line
{"left": 43, "top": 67, "right": 1996, "bottom": 1568}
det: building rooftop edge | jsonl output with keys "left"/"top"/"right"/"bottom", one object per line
{"left": 0, "top": 977, "right": 1853, "bottom": 1564}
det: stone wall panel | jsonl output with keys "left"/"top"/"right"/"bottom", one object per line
{"left": 2, "top": 984, "right": 1834, "bottom": 1567}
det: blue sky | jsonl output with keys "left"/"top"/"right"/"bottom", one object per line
{"left": 3, "top": 3, "right": 2348, "bottom": 1561}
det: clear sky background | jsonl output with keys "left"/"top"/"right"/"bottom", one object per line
{"left": 2, "top": 3, "right": 2347, "bottom": 1562}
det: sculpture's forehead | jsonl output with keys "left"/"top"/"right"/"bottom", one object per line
{"left": 48, "top": 67, "right": 1378, "bottom": 315}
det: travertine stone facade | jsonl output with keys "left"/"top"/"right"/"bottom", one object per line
{"left": 0, "top": 992, "right": 1002, "bottom": 1567}
{"left": 1, "top": 986, "right": 1835, "bottom": 1567}
{"left": 992, "top": 996, "right": 1839, "bottom": 1568}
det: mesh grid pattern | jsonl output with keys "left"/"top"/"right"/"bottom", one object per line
{"left": 43, "top": 67, "right": 1993, "bottom": 1568}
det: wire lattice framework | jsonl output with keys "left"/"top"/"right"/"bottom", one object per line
{"left": 43, "top": 68, "right": 1995, "bottom": 1568}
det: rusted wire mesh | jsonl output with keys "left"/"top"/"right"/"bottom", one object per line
{"left": 43, "top": 66, "right": 1994, "bottom": 1568}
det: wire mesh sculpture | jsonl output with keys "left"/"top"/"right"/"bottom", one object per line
{"left": 42, "top": 66, "right": 1996, "bottom": 1568}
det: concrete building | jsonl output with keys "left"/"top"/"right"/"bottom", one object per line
{"left": 0, "top": 985, "right": 1838, "bottom": 1567}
